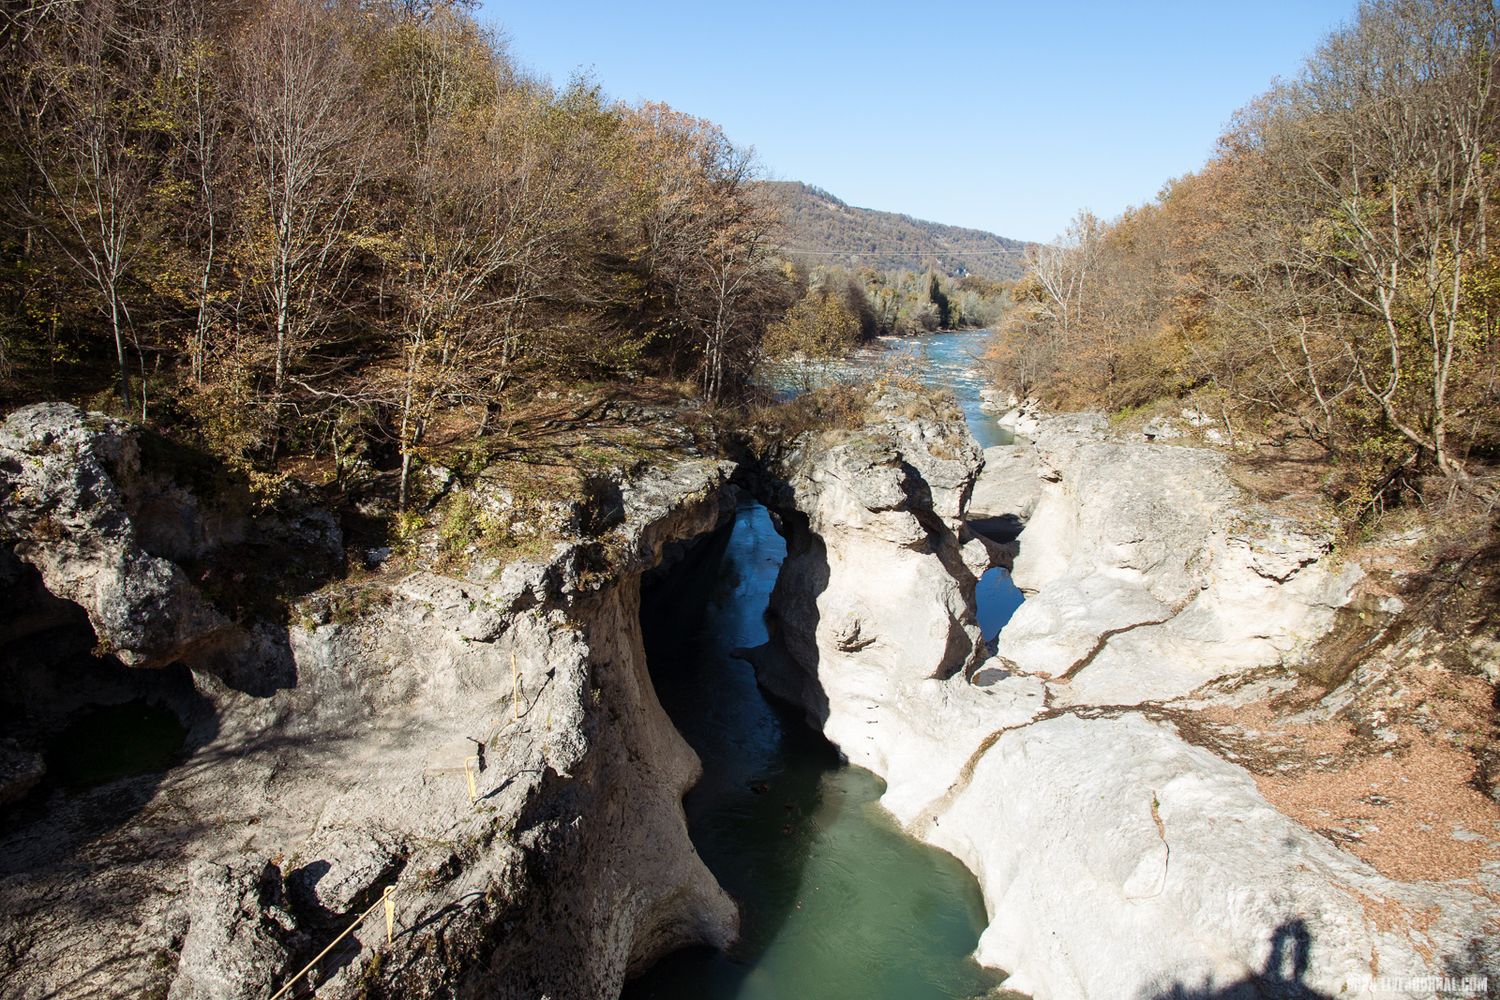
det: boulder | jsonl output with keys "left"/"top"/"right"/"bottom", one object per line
{"left": 168, "top": 860, "right": 295, "bottom": 1000}
{"left": 0, "top": 404, "right": 232, "bottom": 667}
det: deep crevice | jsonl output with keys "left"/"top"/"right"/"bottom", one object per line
{"left": 624, "top": 500, "right": 1004, "bottom": 1000}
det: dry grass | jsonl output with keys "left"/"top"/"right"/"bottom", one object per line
{"left": 428, "top": 379, "right": 706, "bottom": 480}
{"left": 1175, "top": 520, "right": 1500, "bottom": 887}
{"left": 741, "top": 381, "right": 874, "bottom": 450}
{"left": 1222, "top": 423, "right": 1342, "bottom": 531}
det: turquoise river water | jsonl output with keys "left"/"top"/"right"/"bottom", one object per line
{"left": 622, "top": 331, "right": 1027, "bottom": 999}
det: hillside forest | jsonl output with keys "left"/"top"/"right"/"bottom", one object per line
{"left": 0, "top": 0, "right": 995, "bottom": 510}
{"left": 9, "top": 0, "right": 1491, "bottom": 534}
{"left": 992, "top": 0, "right": 1500, "bottom": 517}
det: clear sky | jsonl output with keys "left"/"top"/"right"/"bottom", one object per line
{"left": 479, "top": 1, "right": 1361, "bottom": 243}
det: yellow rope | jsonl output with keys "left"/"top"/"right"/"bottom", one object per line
{"left": 463, "top": 756, "right": 479, "bottom": 803}
{"left": 269, "top": 886, "right": 395, "bottom": 1000}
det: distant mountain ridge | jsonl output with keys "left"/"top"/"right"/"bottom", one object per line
{"left": 761, "top": 180, "right": 1030, "bottom": 281}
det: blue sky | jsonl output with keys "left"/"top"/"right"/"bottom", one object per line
{"left": 479, "top": 1, "right": 1360, "bottom": 243}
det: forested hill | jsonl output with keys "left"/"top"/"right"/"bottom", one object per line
{"left": 762, "top": 181, "right": 1029, "bottom": 281}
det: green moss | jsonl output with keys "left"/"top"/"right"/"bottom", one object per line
{"left": 438, "top": 491, "right": 488, "bottom": 555}
{"left": 392, "top": 509, "right": 427, "bottom": 545}
{"left": 1108, "top": 400, "right": 1154, "bottom": 426}
{"left": 433, "top": 488, "right": 559, "bottom": 570}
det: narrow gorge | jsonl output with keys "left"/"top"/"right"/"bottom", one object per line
{"left": 0, "top": 335, "right": 1496, "bottom": 999}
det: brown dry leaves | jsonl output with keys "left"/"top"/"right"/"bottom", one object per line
{"left": 1258, "top": 725, "right": 1498, "bottom": 882}
{"left": 1194, "top": 662, "right": 1499, "bottom": 884}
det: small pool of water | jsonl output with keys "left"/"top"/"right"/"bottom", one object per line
{"left": 45, "top": 700, "right": 187, "bottom": 789}
{"left": 977, "top": 567, "right": 1025, "bottom": 648}
{"left": 626, "top": 503, "right": 1015, "bottom": 1000}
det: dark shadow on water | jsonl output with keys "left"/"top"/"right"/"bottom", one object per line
{"left": 625, "top": 502, "right": 1007, "bottom": 1000}
{"left": 755, "top": 501, "right": 832, "bottom": 729}
{"left": 1150, "top": 921, "right": 1333, "bottom": 1000}
{"left": 633, "top": 506, "right": 833, "bottom": 973}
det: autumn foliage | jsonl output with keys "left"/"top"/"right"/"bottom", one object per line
{"left": 0, "top": 0, "right": 791, "bottom": 500}
{"left": 991, "top": 0, "right": 1500, "bottom": 507}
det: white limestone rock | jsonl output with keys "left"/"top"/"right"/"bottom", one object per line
{"left": 0, "top": 426, "right": 742, "bottom": 1000}
{"left": 0, "top": 404, "right": 234, "bottom": 667}
{"left": 994, "top": 415, "right": 1359, "bottom": 705}
{"left": 756, "top": 397, "right": 1487, "bottom": 999}
{"left": 927, "top": 714, "right": 1478, "bottom": 1000}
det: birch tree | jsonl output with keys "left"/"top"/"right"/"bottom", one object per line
{"left": 231, "top": 0, "right": 372, "bottom": 399}
{"left": 8, "top": 0, "right": 162, "bottom": 408}
{"left": 1247, "top": 0, "right": 1499, "bottom": 479}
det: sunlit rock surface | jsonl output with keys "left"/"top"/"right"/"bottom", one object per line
{"left": 754, "top": 393, "right": 1494, "bottom": 1000}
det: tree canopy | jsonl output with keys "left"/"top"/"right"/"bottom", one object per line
{"left": 990, "top": 0, "right": 1500, "bottom": 512}
{"left": 0, "top": 0, "right": 794, "bottom": 500}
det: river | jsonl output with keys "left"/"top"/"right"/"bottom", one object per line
{"left": 862, "top": 329, "right": 1016, "bottom": 449}
{"left": 874, "top": 329, "right": 1025, "bottom": 644}
{"left": 623, "top": 331, "right": 1026, "bottom": 1000}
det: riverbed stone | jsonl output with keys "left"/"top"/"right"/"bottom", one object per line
{"left": 933, "top": 713, "right": 1472, "bottom": 999}
{"left": 994, "top": 413, "right": 1360, "bottom": 705}
{"left": 753, "top": 390, "right": 1490, "bottom": 1000}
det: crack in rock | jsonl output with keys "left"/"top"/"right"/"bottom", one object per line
{"left": 1055, "top": 598, "right": 1194, "bottom": 683}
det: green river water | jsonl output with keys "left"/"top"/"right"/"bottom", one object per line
{"left": 624, "top": 331, "right": 1026, "bottom": 1000}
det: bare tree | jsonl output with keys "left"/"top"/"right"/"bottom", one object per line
{"left": 625, "top": 103, "right": 785, "bottom": 403}
{"left": 1027, "top": 210, "right": 1103, "bottom": 342}
{"left": 8, "top": 0, "right": 161, "bottom": 408}
{"left": 157, "top": 0, "right": 233, "bottom": 384}
{"left": 230, "top": 0, "right": 373, "bottom": 398}
{"left": 685, "top": 186, "right": 784, "bottom": 403}
{"left": 1252, "top": 0, "right": 1499, "bottom": 480}
{"left": 386, "top": 95, "right": 538, "bottom": 507}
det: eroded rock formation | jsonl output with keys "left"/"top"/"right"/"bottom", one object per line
{"left": 0, "top": 403, "right": 737, "bottom": 999}
{"left": 2, "top": 390, "right": 1494, "bottom": 1000}
{"left": 750, "top": 394, "right": 1497, "bottom": 1000}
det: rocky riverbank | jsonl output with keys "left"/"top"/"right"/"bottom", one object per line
{"left": 749, "top": 395, "right": 1498, "bottom": 999}
{"left": 0, "top": 390, "right": 1495, "bottom": 1000}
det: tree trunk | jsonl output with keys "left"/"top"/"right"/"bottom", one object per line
{"left": 108, "top": 284, "right": 131, "bottom": 408}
